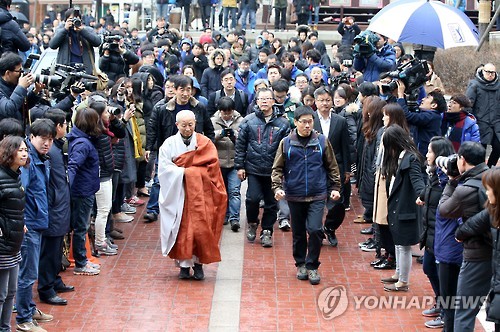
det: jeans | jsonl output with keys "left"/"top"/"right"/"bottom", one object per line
{"left": 147, "top": 162, "right": 160, "bottom": 215}
{"left": 394, "top": 245, "right": 412, "bottom": 283}
{"left": 246, "top": 174, "right": 277, "bottom": 234}
{"left": 16, "top": 230, "right": 42, "bottom": 324}
{"left": 308, "top": 6, "right": 320, "bottom": 25}
{"left": 221, "top": 168, "right": 241, "bottom": 222}
{"left": 0, "top": 264, "right": 18, "bottom": 331}
{"left": 288, "top": 200, "right": 326, "bottom": 270}
{"left": 223, "top": 7, "right": 237, "bottom": 30}
{"left": 241, "top": 5, "right": 256, "bottom": 30}
{"left": 438, "top": 262, "right": 460, "bottom": 332}
{"left": 71, "top": 195, "right": 94, "bottom": 269}
{"left": 95, "top": 179, "right": 113, "bottom": 246}
{"left": 157, "top": 3, "right": 176, "bottom": 21}
{"left": 274, "top": 7, "right": 286, "bottom": 30}
{"left": 454, "top": 260, "right": 491, "bottom": 332}
{"left": 277, "top": 199, "right": 290, "bottom": 221}
{"left": 423, "top": 249, "right": 440, "bottom": 299}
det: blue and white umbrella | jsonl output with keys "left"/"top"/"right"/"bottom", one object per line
{"left": 367, "top": 0, "right": 480, "bottom": 49}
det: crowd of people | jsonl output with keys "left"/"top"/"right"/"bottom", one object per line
{"left": 0, "top": 0, "right": 500, "bottom": 330}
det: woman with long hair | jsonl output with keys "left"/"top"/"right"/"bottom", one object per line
{"left": 0, "top": 136, "right": 28, "bottom": 331}
{"left": 381, "top": 125, "right": 425, "bottom": 291}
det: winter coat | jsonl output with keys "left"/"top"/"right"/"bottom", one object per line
{"left": 119, "top": 121, "right": 138, "bottom": 184}
{"left": 466, "top": 68, "right": 500, "bottom": 144}
{"left": 441, "top": 111, "right": 481, "bottom": 151}
{"left": 419, "top": 170, "right": 444, "bottom": 254}
{"left": 183, "top": 53, "right": 209, "bottom": 82}
{"left": 235, "top": 69, "right": 257, "bottom": 100}
{"left": 274, "top": 0, "right": 288, "bottom": 8}
{"left": 200, "top": 49, "right": 228, "bottom": 98}
{"left": 304, "top": 63, "right": 329, "bottom": 85}
{"left": 207, "top": 89, "right": 249, "bottom": 117}
{"left": 0, "top": 166, "right": 25, "bottom": 255}
{"left": 0, "top": 7, "right": 30, "bottom": 54}
{"left": 234, "top": 108, "right": 291, "bottom": 176}
{"left": 211, "top": 110, "right": 244, "bottom": 168}
{"left": 49, "top": 25, "right": 102, "bottom": 75}
{"left": 45, "top": 139, "right": 71, "bottom": 237}
{"left": 358, "top": 137, "right": 377, "bottom": 208}
{"left": 314, "top": 41, "right": 332, "bottom": 69}
{"left": 67, "top": 126, "right": 100, "bottom": 197}
{"left": 487, "top": 221, "right": 500, "bottom": 324}
{"left": 439, "top": 163, "right": 491, "bottom": 262}
{"left": 398, "top": 98, "right": 442, "bottom": 156}
{"left": 353, "top": 44, "right": 397, "bottom": 83}
{"left": 387, "top": 151, "right": 425, "bottom": 246}
{"left": 337, "top": 22, "right": 361, "bottom": 46}
{"left": 99, "top": 49, "right": 140, "bottom": 83}
{"left": 20, "top": 140, "right": 51, "bottom": 232}
{"left": 0, "top": 78, "right": 39, "bottom": 122}
{"left": 96, "top": 118, "right": 126, "bottom": 180}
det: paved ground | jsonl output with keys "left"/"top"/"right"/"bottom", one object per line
{"left": 25, "top": 184, "right": 490, "bottom": 331}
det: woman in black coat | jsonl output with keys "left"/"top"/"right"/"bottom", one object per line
{"left": 381, "top": 125, "right": 425, "bottom": 292}
{"left": 0, "top": 136, "right": 27, "bottom": 330}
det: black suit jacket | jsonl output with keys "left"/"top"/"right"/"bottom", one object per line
{"left": 313, "top": 111, "right": 351, "bottom": 175}
{"left": 207, "top": 89, "right": 249, "bottom": 118}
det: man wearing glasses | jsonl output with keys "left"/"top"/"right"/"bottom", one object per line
{"left": 466, "top": 63, "right": 500, "bottom": 167}
{"left": 0, "top": 52, "right": 41, "bottom": 122}
{"left": 235, "top": 88, "right": 290, "bottom": 248}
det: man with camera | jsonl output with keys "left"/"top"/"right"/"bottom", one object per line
{"left": 396, "top": 80, "right": 445, "bottom": 156}
{"left": 49, "top": 8, "right": 102, "bottom": 75}
{"left": 438, "top": 141, "right": 491, "bottom": 332}
{"left": 353, "top": 31, "right": 397, "bottom": 83}
{"left": 337, "top": 16, "right": 361, "bottom": 47}
{"left": 0, "top": 0, "right": 30, "bottom": 55}
{"left": 0, "top": 52, "right": 42, "bottom": 122}
{"left": 99, "top": 31, "right": 139, "bottom": 83}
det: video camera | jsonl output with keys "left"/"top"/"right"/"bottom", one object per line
{"left": 435, "top": 154, "right": 460, "bottom": 178}
{"left": 331, "top": 72, "right": 356, "bottom": 88}
{"left": 35, "top": 61, "right": 98, "bottom": 99}
{"left": 381, "top": 59, "right": 430, "bottom": 94}
{"left": 353, "top": 30, "right": 379, "bottom": 58}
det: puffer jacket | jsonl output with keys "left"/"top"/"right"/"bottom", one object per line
{"left": 441, "top": 111, "right": 481, "bottom": 151}
{"left": 419, "top": 169, "right": 444, "bottom": 254}
{"left": 211, "top": 110, "right": 244, "bottom": 168}
{"left": 234, "top": 108, "right": 290, "bottom": 176}
{"left": 439, "top": 163, "right": 491, "bottom": 262}
{"left": 200, "top": 49, "right": 227, "bottom": 98}
{"left": 466, "top": 68, "right": 500, "bottom": 144}
{"left": 0, "top": 166, "right": 25, "bottom": 255}
{"left": 0, "top": 7, "right": 30, "bottom": 54}
{"left": 353, "top": 43, "right": 397, "bottom": 83}
{"left": 99, "top": 49, "right": 140, "bottom": 83}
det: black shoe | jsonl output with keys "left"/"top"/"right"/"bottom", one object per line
{"left": 144, "top": 213, "right": 158, "bottom": 223}
{"left": 374, "top": 258, "right": 396, "bottom": 270}
{"left": 55, "top": 285, "right": 75, "bottom": 293}
{"left": 324, "top": 228, "right": 338, "bottom": 247}
{"left": 108, "top": 229, "right": 125, "bottom": 240}
{"left": 360, "top": 226, "right": 373, "bottom": 235}
{"left": 42, "top": 295, "right": 67, "bottom": 306}
{"left": 370, "top": 256, "right": 385, "bottom": 266}
{"left": 416, "top": 255, "right": 424, "bottom": 264}
{"left": 193, "top": 263, "right": 205, "bottom": 280}
{"left": 361, "top": 242, "right": 377, "bottom": 252}
{"left": 179, "top": 267, "right": 191, "bottom": 279}
{"left": 230, "top": 220, "right": 240, "bottom": 232}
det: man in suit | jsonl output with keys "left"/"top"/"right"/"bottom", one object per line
{"left": 313, "top": 86, "right": 351, "bottom": 247}
{"left": 207, "top": 68, "right": 249, "bottom": 117}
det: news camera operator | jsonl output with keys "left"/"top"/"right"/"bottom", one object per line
{"left": 0, "top": 52, "right": 42, "bottom": 122}
{"left": 49, "top": 8, "right": 102, "bottom": 75}
{"left": 99, "top": 31, "right": 140, "bottom": 83}
{"left": 353, "top": 31, "right": 396, "bottom": 83}
{"left": 438, "top": 142, "right": 491, "bottom": 332}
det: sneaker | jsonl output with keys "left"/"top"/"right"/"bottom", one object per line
{"left": 424, "top": 316, "right": 444, "bottom": 329}
{"left": 108, "top": 229, "right": 125, "bottom": 240}
{"left": 32, "top": 308, "right": 53, "bottom": 322}
{"left": 144, "top": 212, "right": 158, "bottom": 223}
{"left": 145, "top": 179, "right": 153, "bottom": 189}
{"left": 422, "top": 304, "right": 441, "bottom": 317}
{"left": 361, "top": 242, "right": 377, "bottom": 252}
{"left": 296, "top": 265, "right": 308, "bottom": 280}
{"left": 260, "top": 230, "right": 273, "bottom": 248}
{"left": 125, "top": 196, "right": 145, "bottom": 207}
{"left": 307, "top": 269, "right": 321, "bottom": 285}
{"left": 113, "top": 212, "right": 134, "bottom": 222}
{"left": 193, "top": 263, "right": 205, "bottom": 280}
{"left": 230, "top": 220, "right": 240, "bottom": 232}
{"left": 96, "top": 244, "right": 117, "bottom": 256}
{"left": 121, "top": 203, "right": 137, "bottom": 214}
{"left": 358, "top": 237, "right": 375, "bottom": 248}
{"left": 74, "top": 263, "right": 100, "bottom": 276}
{"left": 247, "top": 223, "right": 258, "bottom": 242}
{"left": 87, "top": 261, "right": 101, "bottom": 270}
{"left": 278, "top": 219, "right": 291, "bottom": 231}
{"left": 106, "top": 238, "right": 118, "bottom": 250}
{"left": 16, "top": 321, "right": 47, "bottom": 332}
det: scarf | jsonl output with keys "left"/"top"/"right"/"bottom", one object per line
{"left": 443, "top": 111, "right": 467, "bottom": 152}
{"left": 130, "top": 116, "right": 143, "bottom": 159}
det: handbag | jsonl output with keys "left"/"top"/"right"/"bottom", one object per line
{"left": 87, "top": 45, "right": 109, "bottom": 91}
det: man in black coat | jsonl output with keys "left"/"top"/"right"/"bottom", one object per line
{"left": 99, "top": 31, "right": 140, "bottom": 82}
{"left": 207, "top": 68, "right": 248, "bottom": 117}
{"left": 313, "top": 86, "right": 351, "bottom": 247}
{"left": 0, "top": 0, "right": 30, "bottom": 55}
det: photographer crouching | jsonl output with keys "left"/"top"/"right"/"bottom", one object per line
{"left": 353, "top": 30, "right": 396, "bottom": 83}
{"left": 49, "top": 8, "right": 102, "bottom": 75}
{"left": 99, "top": 31, "right": 140, "bottom": 83}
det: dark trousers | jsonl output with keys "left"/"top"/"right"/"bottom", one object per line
{"left": 136, "top": 160, "right": 147, "bottom": 189}
{"left": 438, "top": 262, "right": 461, "bottom": 332}
{"left": 379, "top": 224, "right": 395, "bottom": 257}
{"left": 297, "top": 13, "right": 308, "bottom": 25}
{"left": 288, "top": 200, "right": 326, "bottom": 270}
{"left": 454, "top": 260, "right": 492, "bottom": 332}
{"left": 274, "top": 8, "right": 286, "bottom": 30}
{"left": 246, "top": 174, "right": 277, "bottom": 234}
{"left": 423, "top": 249, "right": 440, "bottom": 300}
{"left": 324, "top": 174, "right": 347, "bottom": 231}
{"left": 200, "top": 5, "right": 211, "bottom": 28}
{"left": 37, "top": 235, "right": 65, "bottom": 301}
{"left": 486, "top": 135, "right": 500, "bottom": 167}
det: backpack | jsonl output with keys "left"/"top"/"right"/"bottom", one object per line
{"left": 462, "top": 177, "right": 487, "bottom": 211}
{"left": 214, "top": 89, "right": 249, "bottom": 116}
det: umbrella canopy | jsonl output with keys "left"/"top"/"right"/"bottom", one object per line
{"left": 368, "top": 0, "right": 480, "bottom": 49}
{"left": 9, "top": 11, "right": 29, "bottom": 25}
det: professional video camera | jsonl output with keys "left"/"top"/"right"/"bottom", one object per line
{"left": 353, "top": 30, "right": 379, "bottom": 57}
{"left": 331, "top": 72, "right": 356, "bottom": 88}
{"left": 435, "top": 154, "right": 460, "bottom": 178}
{"left": 34, "top": 61, "right": 98, "bottom": 100}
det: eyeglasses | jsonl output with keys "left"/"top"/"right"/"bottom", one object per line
{"left": 258, "top": 97, "right": 274, "bottom": 101}
{"left": 274, "top": 95, "right": 287, "bottom": 100}
{"left": 296, "top": 119, "right": 313, "bottom": 125}
{"left": 316, "top": 99, "right": 332, "bottom": 104}
{"left": 11, "top": 69, "right": 23, "bottom": 73}
{"left": 483, "top": 70, "right": 496, "bottom": 75}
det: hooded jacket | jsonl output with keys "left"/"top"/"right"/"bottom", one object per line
{"left": 353, "top": 43, "right": 397, "bottom": 83}
{"left": 0, "top": 7, "right": 30, "bottom": 54}
{"left": 200, "top": 49, "right": 227, "bottom": 98}
{"left": 211, "top": 110, "right": 244, "bottom": 168}
{"left": 466, "top": 68, "right": 500, "bottom": 144}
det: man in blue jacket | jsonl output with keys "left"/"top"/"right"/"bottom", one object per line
{"left": 17, "top": 119, "right": 56, "bottom": 332}
{"left": 353, "top": 32, "right": 397, "bottom": 82}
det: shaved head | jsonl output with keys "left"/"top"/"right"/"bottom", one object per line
{"left": 176, "top": 110, "right": 196, "bottom": 123}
